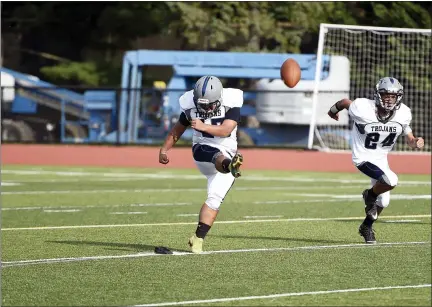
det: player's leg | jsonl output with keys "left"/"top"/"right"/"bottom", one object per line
{"left": 357, "top": 161, "right": 397, "bottom": 243}
{"left": 189, "top": 144, "right": 236, "bottom": 253}
{"left": 357, "top": 161, "right": 397, "bottom": 219}
{"left": 188, "top": 171, "right": 235, "bottom": 253}
{"left": 214, "top": 151, "right": 243, "bottom": 178}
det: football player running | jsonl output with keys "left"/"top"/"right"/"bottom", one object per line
{"left": 159, "top": 76, "right": 243, "bottom": 254}
{"left": 327, "top": 77, "right": 425, "bottom": 244}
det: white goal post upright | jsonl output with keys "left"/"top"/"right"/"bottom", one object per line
{"left": 307, "top": 23, "right": 432, "bottom": 152}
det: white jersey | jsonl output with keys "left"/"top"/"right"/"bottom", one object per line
{"left": 349, "top": 98, "right": 412, "bottom": 165}
{"left": 179, "top": 88, "right": 243, "bottom": 154}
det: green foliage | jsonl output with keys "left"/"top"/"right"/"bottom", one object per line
{"left": 372, "top": 2, "right": 431, "bottom": 29}
{"left": 40, "top": 62, "right": 106, "bottom": 86}
{"left": 2, "top": 1, "right": 431, "bottom": 85}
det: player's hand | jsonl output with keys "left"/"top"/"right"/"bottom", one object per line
{"left": 414, "top": 137, "right": 424, "bottom": 149}
{"left": 159, "top": 149, "right": 169, "bottom": 164}
{"left": 191, "top": 119, "right": 205, "bottom": 132}
{"left": 328, "top": 110, "right": 339, "bottom": 121}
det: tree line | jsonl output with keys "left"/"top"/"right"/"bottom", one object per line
{"left": 1, "top": 2, "right": 431, "bottom": 86}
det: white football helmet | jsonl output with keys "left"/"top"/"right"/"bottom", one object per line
{"left": 374, "top": 77, "right": 404, "bottom": 117}
{"left": 193, "top": 76, "right": 223, "bottom": 113}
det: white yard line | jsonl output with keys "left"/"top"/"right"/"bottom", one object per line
{"left": 133, "top": 284, "right": 432, "bottom": 307}
{"left": 44, "top": 209, "right": 81, "bottom": 213}
{"left": 0, "top": 194, "right": 425, "bottom": 211}
{"left": 283, "top": 193, "right": 432, "bottom": 200}
{"left": 1, "top": 182, "right": 22, "bottom": 186}
{"left": 2, "top": 170, "right": 429, "bottom": 185}
{"left": 1, "top": 188, "right": 203, "bottom": 195}
{"left": 130, "top": 203, "right": 191, "bottom": 207}
{"left": 384, "top": 220, "right": 421, "bottom": 223}
{"left": 1, "top": 242, "right": 429, "bottom": 268}
{"left": 255, "top": 199, "right": 357, "bottom": 204}
{"left": 1, "top": 203, "right": 192, "bottom": 211}
{"left": 3, "top": 188, "right": 432, "bottom": 196}
{"left": 2, "top": 215, "right": 430, "bottom": 231}
{"left": 244, "top": 215, "right": 284, "bottom": 219}
{"left": 109, "top": 212, "right": 148, "bottom": 215}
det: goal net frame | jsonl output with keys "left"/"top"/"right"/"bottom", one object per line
{"left": 307, "top": 23, "right": 432, "bottom": 154}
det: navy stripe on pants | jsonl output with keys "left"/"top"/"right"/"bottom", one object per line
{"left": 192, "top": 144, "right": 221, "bottom": 164}
{"left": 356, "top": 162, "right": 384, "bottom": 181}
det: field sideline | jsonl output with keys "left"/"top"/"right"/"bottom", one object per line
{"left": 1, "top": 165, "right": 431, "bottom": 306}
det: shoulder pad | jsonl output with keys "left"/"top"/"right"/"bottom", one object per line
{"left": 399, "top": 103, "right": 411, "bottom": 113}
{"left": 222, "top": 88, "right": 243, "bottom": 108}
{"left": 351, "top": 98, "right": 373, "bottom": 113}
{"left": 398, "top": 103, "right": 412, "bottom": 120}
{"left": 179, "top": 90, "right": 195, "bottom": 111}
{"left": 352, "top": 98, "right": 374, "bottom": 106}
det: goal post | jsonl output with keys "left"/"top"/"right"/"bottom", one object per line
{"left": 308, "top": 23, "right": 432, "bottom": 153}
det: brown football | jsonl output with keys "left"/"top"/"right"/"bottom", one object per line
{"left": 280, "top": 58, "right": 301, "bottom": 88}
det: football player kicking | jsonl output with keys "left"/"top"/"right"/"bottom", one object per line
{"left": 328, "top": 77, "right": 425, "bottom": 244}
{"left": 159, "top": 76, "right": 243, "bottom": 254}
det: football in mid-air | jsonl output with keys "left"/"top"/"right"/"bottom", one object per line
{"left": 280, "top": 58, "right": 301, "bottom": 88}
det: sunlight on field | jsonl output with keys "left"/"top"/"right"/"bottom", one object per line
{"left": 1, "top": 166, "right": 431, "bottom": 306}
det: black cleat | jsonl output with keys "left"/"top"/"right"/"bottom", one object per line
{"left": 154, "top": 246, "right": 173, "bottom": 254}
{"left": 362, "top": 189, "right": 378, "bottom": 221}
{"left": 359, "top": 223, "right": 377, "bottom": 244}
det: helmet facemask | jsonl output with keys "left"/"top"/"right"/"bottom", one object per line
{"left": 196, "top": 98, "right": 221, "bottom": 114}
{"left": 193, "top": 76, "right": 224, "bottom": 114}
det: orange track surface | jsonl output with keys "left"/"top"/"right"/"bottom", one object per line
{"left": 2, "top": 144, "right": 430, "bottom": 174}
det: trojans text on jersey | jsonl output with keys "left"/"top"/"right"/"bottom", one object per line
{"left": 370, "top": 126, "right": 397, "bottom": 133}
{"left": 363, "top": 122, "right": 403, "bottom": 135}
{"left": 194, "top": 109, "right": 222, "bottom": 119}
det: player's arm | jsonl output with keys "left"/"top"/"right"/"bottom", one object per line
{"left": 159, "top": 112, "right": 190, "bottom": 164}
{"left": 406, "top": 132, "right": 425, "bottom": 149}
{"left": 328, "top": 98, "right": 352, "bottom": 121}
{"left": 191, "top": 107, "right": 240, "bottom": 137}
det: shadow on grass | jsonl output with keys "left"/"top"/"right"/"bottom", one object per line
{"left": 46, "top": 240, "right": 191, "bottom": 253}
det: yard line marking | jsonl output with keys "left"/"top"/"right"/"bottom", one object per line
{"left": 2, "top": 170, "right": 429, "bottom": 185}
{"left": 130, "top": 203, "right": 191, "bottom": 207}
{"left": 1, "top": 188, "right": 203, "bottom": 195}
{"left": 2, "top": 207, "right": 41, "bottom": 211}
{"left": 1, "top": 182, "right": 21, "bottom": 186}
{"left": 109, "top": 212, "right": 148, "bottom": 215}
{"left": 43, "top": 209, "right": 81, "bottom": 213}
{"left": 2, "top": 242, "right": 429, "bottom": 268}
{"left": 132, "top": 284, "right": 432, "bottom": 307}
{"left": 1, "top": 186, "right": 292, "bottom": 195}
{"left": 0, "top": 199, "right": 356, "bottom": 211}
{"left": 1, "top": 194, "right": 424, "bottom": 211}
{"left": 283, "top": 193, "right": 432, "bottom": 200}
{"left": 1, "top": 203, "right": 192, "bottom": 211}
{"left": 384, "top": 220, "right": 421, "bottom": 223}
{"left": 2, "top": 215, "right": 430, "bottom": 231}
{"left": 4, "top": 188, "right": 432, "bottom": 196}
{"left": 254, "top": 199, "right": 358, "bottom": 204}
{"left": 244, "top": 215, "right": 284, "bottom": 219}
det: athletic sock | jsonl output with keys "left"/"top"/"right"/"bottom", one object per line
{"left": 195, "top": 222, "right": 211, "bottom": 239}
{"left": 362, "top": 216, "right": 375, "bottom": 227}
{"left": 221, "top": 158, "right": 231, "bottom": 173}
{"left": 368, "top": 188, "right": 378, "bottom": 199}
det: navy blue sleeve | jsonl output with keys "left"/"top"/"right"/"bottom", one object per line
{"left": 179, "top": 112, "right": 190, "bottom": 126}
{"left": 225, "top": 107, "right": 241, "bottom": 122}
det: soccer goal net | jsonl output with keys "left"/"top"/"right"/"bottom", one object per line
{"left": 308, "top": 24, "right": 431, "bottom": 153}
